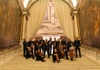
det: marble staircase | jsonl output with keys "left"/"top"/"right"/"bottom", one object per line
{"left": 0, "top": 45, "right": 100, "bottom": 70}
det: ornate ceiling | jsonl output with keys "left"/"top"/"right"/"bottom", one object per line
{"left": 22, "top": 0, "right": 77, "bottom": 9}
{"left": 22, "top": 0, "right": 83, "bottom": 10}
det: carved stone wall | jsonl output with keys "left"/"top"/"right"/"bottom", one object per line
{"left": 79, "top": 0, "right": 100, "bottom": 48}
{"left": 0, "top": 0, "right": 22, "bottom": 49}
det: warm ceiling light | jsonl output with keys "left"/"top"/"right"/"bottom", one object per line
{"left": 72, "top": 0, "right": 77, "bottom": 7}
{"left": 23, "top": 0, "right": 29, "bottom": 8}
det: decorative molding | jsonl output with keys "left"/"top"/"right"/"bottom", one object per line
{"left": 17, "top": 0, "right": 30, "bottom": 19}
{"left": 63, "top": 0, "right": 73, "bottom": 9}
{"left": 17, "top": 0, "right": 24, "bottom": 13}
{"left": 70, "top": 8, "right": 78, "bottom": 19}
{"left": 23, "top": 9, "right": 30, "bottom": 20}
{"left": 73, "top": 10, "right": 78, "bottom": 14}
{"left": 77, "top": 0, "right": 83, "bottom": 9}
{"left": 27, "top": 0, "right": 39, "bottom": 9}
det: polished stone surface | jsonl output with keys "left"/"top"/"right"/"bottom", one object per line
{"left": 0, "top": 50, "right": 100, "bottom": 70}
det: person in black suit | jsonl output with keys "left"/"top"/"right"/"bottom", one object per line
{"left": 74, "top": 37, "right": 81, "bottom": 58}
{"left": 56, "top": 39, "right": 60, "bottom": 51}
{"left": 61, "top": 38, "right": 66, "bottom": 46}
{"left": 27, "top": 38, "right": 34, "bottom": 47}
{"left": 33, "top": 38, "right": 39, "bottom": 57}
{"left": 36, "top": 49, "right": 46, "bottom": 62}
{"left": 48, "top": 37, "right": 53, "bottom": 55}
{"left": 25, "top": 46, "right": 33, "bottom": 59}
{"left": 25, "top": 38, "right": 35, "bottom": 59}
{"left": 53, "top": 38, "right": 58, "bottom": 49}
{"left": 30, "top": 43, "right": 35, "bottom": 59}
{"left": 39, "top": 37, "right": 46, "bottom": 55}
{"left": 43, "top": 39, "right": 50, "bottom": 58}
{"left": 34, "top": 41, "right": 38, "bottom": 57}
{"left": 65, "top": 38, "right": 73, "bottom": 60}
{"left": 23, "top": 39, "right": 27, "bottom": 57}
{"left": 61, "top": 38, "right": 66, "bottom": 52}
{"left": 52, "top": 48, "right": 60, "bottom": 63}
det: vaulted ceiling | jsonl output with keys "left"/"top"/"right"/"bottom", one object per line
{"left": 22, "top": 0, "right": 83, "bottom": 11}
{"left": 22, "top": 0, "right": 79, "bottom": 9}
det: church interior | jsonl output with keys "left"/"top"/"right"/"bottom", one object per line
{"left": 0, "top": 0, "right": 100, "bottom": 70}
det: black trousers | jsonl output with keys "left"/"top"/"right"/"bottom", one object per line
{"left": 34, "top": 49, "right": 37, "bottom": 57}
{"left": 23, "top": 48, "right": 26, "bottom": 57}
{"left": 52, "top": 54, "right": 60, "bottom": 62}
{"left": 36, "top": 55, "right": 44, "bottom": 61}
{"left": 26, "top": 50, "right": 34, "bottom": 59}
{"left": 52, "top": 55, "right": 56, "bottom": 62}
{"left": 43, "top": 49, "right": 50, "bottom": 58}
{"left": 65, "top": 51, "right": 69, "bottom": 59}
{"left": 75, "top": 48, "right": 81, "bottom": 58}
{"left": 49, "top": 46, "right": 52, "bottom": 55}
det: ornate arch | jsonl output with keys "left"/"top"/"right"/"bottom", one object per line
{"left": 27, "top": 0, "right": 73, "bottom": 10}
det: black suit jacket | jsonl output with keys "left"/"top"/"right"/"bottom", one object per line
{"left": 66, "top": 41, "right": 73, "bottom": 51}
{"left": 74, "top": 40, "right": 81, "bottom": 48}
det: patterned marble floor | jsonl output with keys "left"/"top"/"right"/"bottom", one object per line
{"left": 0, "top": 53, "right": 100, "bottom": 70}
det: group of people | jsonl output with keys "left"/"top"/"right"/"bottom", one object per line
{"left": 23, "top": 37, "right": 81, "bottom": 63}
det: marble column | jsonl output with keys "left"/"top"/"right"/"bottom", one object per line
{"left": 23, "top": 10, "right": 30, "bottom": 41}
{"left": 22, "top": 13, "right": 26, "bottom": 39}
{"left": 20, "top": 11, "right": 26, "bottom": 51}
{"left": 73, "top": 10, "right": 79, "bottom": 39}
{"left": 20, "top": 10, "right": 29, "bottom": 51}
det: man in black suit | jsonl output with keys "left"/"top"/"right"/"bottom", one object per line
{"left": 52, "top": 48, "right": 60, "bottom": 63}
{"left": 23, "top": 39, "right": 27, "bottom": 57}
{"left": 36, "top": 49, "right": 45, "bottom": 62}
{"left": 48, "top": 37, "right": 53, "bottom": 55}
{"left": 43, "top": 39, "right": 50, "bottom": 58}
{"left": 61, "top": 38, "right": 66, "bottom": 51}
{"left": 65, "top": 38, "right": 73, "bottom": 60}
{"left": 27, "top": 38, "right": 34, "bottom": 47}
{"left": 26, "top": 38, "right": 34, "bottom": 59}
{"left": 74, "top": 37, "right": 81, "bottom": 58}
{"left": 53, "top": 38, "right": 58, "bottom": 49}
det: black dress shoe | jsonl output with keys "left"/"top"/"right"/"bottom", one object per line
{"left": 76, "top": 57, "right": 77, "bottom": 58}
{"left": 32, "top": 56, "right": 34, "bottom": 59}
{"left": 41, "top": 60, "right": 46, "bottom": 62}
{"left": 48, "top": 56, "right": 50, "bottom": 58}
{"left": 26, "top": 58, "right": 28, "bottom": 59}
{"left": 53, "top": 61, "right": 55, "bottom": 63}
{"left": 66, "top": 57, "right": 69, "bottom": 60}
{"left": 71, "top": 57, "right": 73, "bottom": 61}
